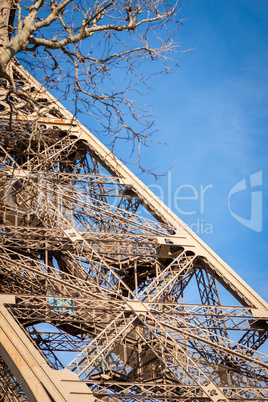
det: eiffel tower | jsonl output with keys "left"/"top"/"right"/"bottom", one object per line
{"left": 0, "top": 3, "right": 268, "bottom": 402}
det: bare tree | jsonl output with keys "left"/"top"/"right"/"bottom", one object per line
{"left": 0, "top": 0, "right": 183, "bottom": 170}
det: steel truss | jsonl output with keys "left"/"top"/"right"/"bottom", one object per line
{"left": 0, "top": 6, "right": 268, "bottom": 402}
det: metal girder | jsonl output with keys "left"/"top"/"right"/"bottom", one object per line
{"left": 195, "top": 267, "right": 230, "bottom": 343}
{"left": 0, "top": 21, "right": 267, "bottom": 401}
{"left": 0, "top": 295, "right": 94, "bottom": 401}
{"left": 4, "top": 59, "right": 266, "bottom": 315}
{"left": 0, "top": 355, "right": 27, "bottom": 401}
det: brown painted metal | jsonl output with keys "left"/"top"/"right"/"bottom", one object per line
{"left": 0, "top": 5, "right": 268, "bottom": 401}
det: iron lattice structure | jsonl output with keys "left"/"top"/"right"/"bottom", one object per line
{"left": 0, "top": 7, "right": 268, "bottom": 402}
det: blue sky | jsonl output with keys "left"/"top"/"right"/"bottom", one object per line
{"left": 19, "top": 1, "right": 267, "bottom": 301}
{"left": 135, "top": 0, "right": 268, "bottom": 301}
{"left": 14, "top": 0, "right": 268, "bottom": 361}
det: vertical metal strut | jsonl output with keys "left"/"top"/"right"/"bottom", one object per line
{"left": 0, "top": 4, "right": 268, "bottom": 401}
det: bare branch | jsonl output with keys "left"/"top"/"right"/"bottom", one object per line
{"left": 0, "top": 0, "right": 185, "bottom": 174}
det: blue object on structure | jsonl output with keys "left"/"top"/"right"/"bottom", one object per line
{"left": 48, "top": 294, "right": 74, "bottom": 314}
{"left": 91, "top": 349, "right": 115, "bottom": 372}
